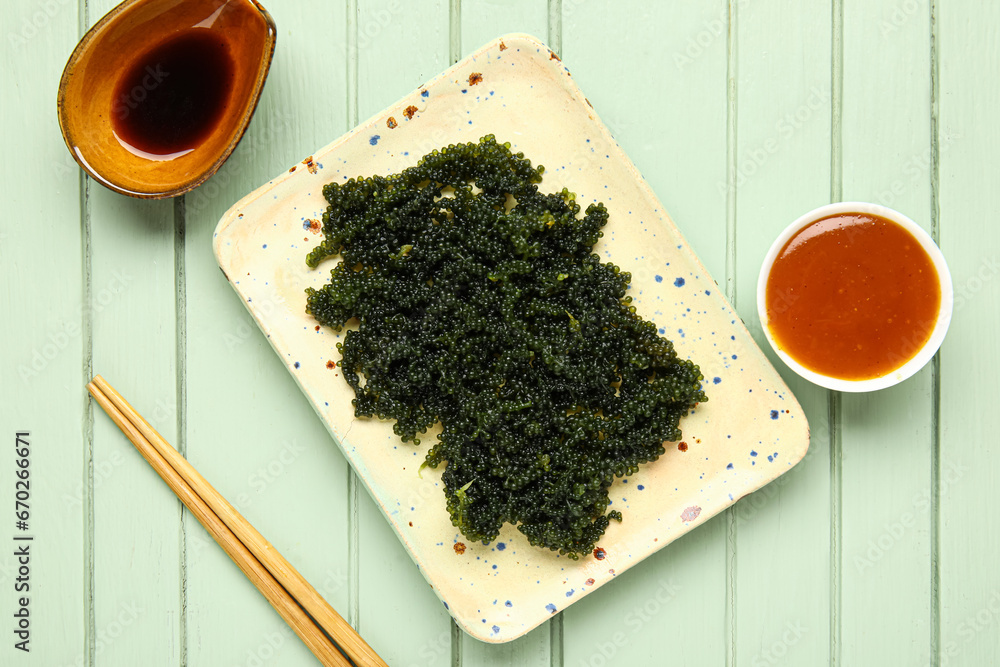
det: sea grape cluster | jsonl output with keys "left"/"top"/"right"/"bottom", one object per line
{"left": 306, "top": 136, "right": 706, "bottom": 558}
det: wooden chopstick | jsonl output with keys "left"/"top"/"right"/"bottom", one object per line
{"left": 86, "top": 381, "right": 348, "bottom": 666}
{"left": 88, "top": 376, "right": 386, "bottom": 667}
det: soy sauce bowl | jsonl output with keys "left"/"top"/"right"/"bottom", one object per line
{"left": 57, "top": 0, "right": 276, "bottom": 199}
{"left": 756, "top": 202, "right": 953, "bottom": 392}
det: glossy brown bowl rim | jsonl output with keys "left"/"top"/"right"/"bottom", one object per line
{"left": 56, "top": 0, "right": 277, "bottom": 200}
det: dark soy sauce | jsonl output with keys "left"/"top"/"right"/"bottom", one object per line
{"left": 111, "top": 29, "right": 234, "bottom": 156}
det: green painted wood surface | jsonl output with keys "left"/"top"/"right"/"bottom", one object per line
{"left": 730, "top": 2, "right": 834, "bottom": 665}
{"left": 2, "top": 1, "right": 998, "bottom": 665}
{"left": 839, "top": 1, "right": 934, "bottom": 664}
{"left": 938, "top": 2, "right": 1000, "bottom": 664}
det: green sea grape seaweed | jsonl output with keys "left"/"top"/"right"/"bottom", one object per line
{"left": 306, "top": 136, "right": 706, "bottom": 559}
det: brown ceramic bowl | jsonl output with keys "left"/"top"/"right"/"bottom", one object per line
{"left": 57, "top": 0, "right": 276, "bottom": 199}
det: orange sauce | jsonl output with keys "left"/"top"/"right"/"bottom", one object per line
{"left": 765, "top": 212, "right": 940, "bottom": 380}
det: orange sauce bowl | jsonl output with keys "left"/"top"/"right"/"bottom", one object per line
{"left": 757, "top": 202, "right": 953, "bottom": 392}
{"left": 57, "top": 0, "right": 276, "bottom": 199}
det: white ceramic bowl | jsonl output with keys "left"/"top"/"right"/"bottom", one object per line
{"left": 757, "top": 202, "right": 953, "bottom": 392}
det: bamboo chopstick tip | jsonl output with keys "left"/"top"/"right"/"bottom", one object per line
{"left": 86, "top": 375, "right": 384, "bottom": 667}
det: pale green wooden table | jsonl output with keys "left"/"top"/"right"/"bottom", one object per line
{"left": 3, "top": 1, "right": 998, "bottom": 665}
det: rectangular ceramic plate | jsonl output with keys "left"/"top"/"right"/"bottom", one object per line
{"left": 214, "top": 34, "right": 810, "bottom": 643}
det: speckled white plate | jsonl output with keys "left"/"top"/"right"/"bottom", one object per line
{"left": 214, "top": 34, "right": 809, "bottom": 643}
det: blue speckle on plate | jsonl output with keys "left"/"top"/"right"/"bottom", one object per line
{"left": 674, "top": 277, "right": 685, "bottom": 287}
{"left": 294, "top": 362, "right": 300, "bottom": 369}
{"left": 546, "top": 603, "right": 557, "bottom": 614}
{"left": 492, "top": 625, "right": 500, "bottom": 634}
{"left": 637, "top": 484, "right": 645, "bottom": 490}
{"left": 369, "top": 135, "right": 380, "bottom": 145}
{"left": 655, "top": 275, "right": 663, "bottom": 282}
{"left": 713, "top": 377, "right": 722, "bottom": 384}
{"left": 566, "top": 589, "right": 574, "bottom": 597}
{"left": 771, "top": 410, "right": 779, "bottom": 419}
{"left": 505, "top": 600, "right": 512, "bottom": 607}
{"left": 262, "top": 244, "right": 267, "bottom": 249}
{"left": 496, "top": 542, "right": 506, "bottom": 551}
{"left": 727, "top": 463, "right": 734, "bottom": 470}
{"left": 750, "top": 450, "right": 757, "bottom": 457}
{"left": 443, "top": 601, "right": 449, "bottom": 609}
{"left": 421, "top": 90, "right": 429, "bottom": 97}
